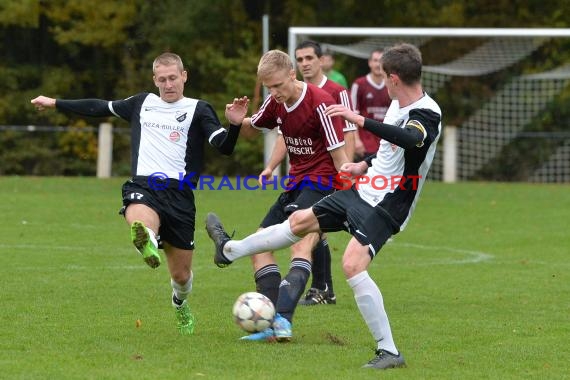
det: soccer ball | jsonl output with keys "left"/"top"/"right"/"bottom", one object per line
{"left": 232, "top": 292, "right": 275, "bottom": 333}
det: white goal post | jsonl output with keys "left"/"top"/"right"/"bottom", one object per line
{"left": 288, "top": 27, "right": 570, "bottom": 183}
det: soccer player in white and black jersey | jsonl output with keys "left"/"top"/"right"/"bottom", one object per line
{"left": 206, "top": 43, "right": 442, "bottom": 370}
{"left": 31, "top": 52, "right": 249, "bottom": 336}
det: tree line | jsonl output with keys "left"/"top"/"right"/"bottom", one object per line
{"left": 1, "top": 0, "right": 569, "bottom": 178}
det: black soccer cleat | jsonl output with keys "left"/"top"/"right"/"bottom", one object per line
{"left": 298, "top": 285, "right": 336, "bottom": 306}
{"left": 205, "top": 212, "right": 233, "bottom": 268}
{"left": 362, "top": 349, "right": 406, "bottom": 370}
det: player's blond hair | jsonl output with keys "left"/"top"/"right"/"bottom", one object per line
{"left": 257, "top": 50, "right": 293, "bottom": 80}
{"left": 152, "top": 52, "right": 184, "bottom": 73}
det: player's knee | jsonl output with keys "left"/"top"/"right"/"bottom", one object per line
{"left": 288, "top": 209, "right": 316, "bottom": 235}
{"left": 341, "top": 245, "right": 370, "bottom": 277}
{"left": 341, "top": 259, "right": 361, "bottom": 278}
{"left": 170, "top": 269, "right": 191, "bottom": 285}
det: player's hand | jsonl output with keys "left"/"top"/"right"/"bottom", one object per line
{"left": 225, "top": 96, "right": 249, "bottom": 125}
{"left": 339, "top": 161, "right": 367, "bottom": 177}
{"left": 258, "top": 166, "right": 273, "bottom": 186}
{"left": 31, "top": 95, "right": 56, "bottom": 111}
{"left": 325, "top": 104, "right": 364, "bottom": 126}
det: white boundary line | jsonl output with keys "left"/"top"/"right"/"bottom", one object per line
{"left": 388, "top": 241, "right": 494, "bottom": 265}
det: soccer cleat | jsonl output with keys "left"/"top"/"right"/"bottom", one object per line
{"left": 272, "top": 313, "right": 292, "bottom": 342}
{"left": 298, "top": 286, "right": 336, "bottom": 306}
{"left": 205, "top": 212, "right": 232, "bottom": 268}
{"left": 239, "top": 328, "right": 276, "bottom": 342}
{"left": 130, "top": 221, "right": 161, "bottom": 268}
{"left": 174, "top": 300, "right": 196, "bottom": 336}
{"left": 362, "top": 349, "right": 406, "bottom": 370}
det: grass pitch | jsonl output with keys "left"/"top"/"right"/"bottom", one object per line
{"left": 1, "top": 177, "right": 568, "bottom": 379}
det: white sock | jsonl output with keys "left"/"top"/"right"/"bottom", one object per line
{"left": 146, "top": 227, "right": 158, "bottom": 248}
{"left": 224, "top": 220, "right": 301, "bottom": 261}
{"left": 347, "top": 271, "right": 398, "bottom": 355}
{"left": 171, "top": 272, "right": 193, "bottom": 306}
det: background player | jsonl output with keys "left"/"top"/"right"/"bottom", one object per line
{"left": 350, "top": 48, "right": 392, "bottom": 160}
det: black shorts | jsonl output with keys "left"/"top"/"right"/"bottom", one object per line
{"left": 260, "top": 181, "right": 335, "bottom": 228}
{"left": 312, "top": 185, "right": 400, "bottom": 259}
{"left": 120, "top": 177, "right": 196, "bottom": 250}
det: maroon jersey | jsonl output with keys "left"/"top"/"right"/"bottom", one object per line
{"left": 251, "top": 82, "right": 345, "bottom": 188}
{"left": 350, "top": 74, "right": 391, "bottom": 154}
{"left": 319, "top": 76, "right": 357, "bottom": 132}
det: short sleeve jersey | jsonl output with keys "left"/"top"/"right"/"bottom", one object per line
{"left": 109, "top": 93, "right": 226, "bottom": 182}
{"left": 251, "top": 82, "right": 345, "bottom": 188}
{"left": 350, "top": 74, "right": 392, "bottom": 153}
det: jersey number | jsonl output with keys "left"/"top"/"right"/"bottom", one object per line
{"left": 129, "top": 192, "right": 144, "bottom": 200}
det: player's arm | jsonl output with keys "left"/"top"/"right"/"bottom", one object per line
{"left": 258, "top": 134, "right": 286, "bottom": 185}
{"left": 361, "top": 119, "right": 423, "bottom": 149}
{"left": 329, "top": 145, "right": 349, "bottom": 172}
{"left": 337, "top": 90, "right": 356, "bottom": 161}
{"left": 325, "top": 104, "right": 428, "bottom": 149}
{"left": 361, "top": 108, "right": 440, "bottom": 149}
{"left": 32, "top": 96, "right": 113, "bottom": 117}
{"left": 238, "top": 117, "right": 261, "bottom": 139}
{"left": 354, "top": 130, "right": 365, "bottom": 157}
{"left": 201, "top": 99, "right": 245, "bottom": 156}
{"left": 343, "top": 130, "right": 356, "bottom": 161}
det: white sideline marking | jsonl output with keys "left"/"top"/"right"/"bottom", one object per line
{"left": 0, "top": 244, "right": 90, "bottom": 251}
{"left": 1, "top": 241, "right": 495, "bottom": 266}
{"left": 389, "top": 241, "right": 494, "bottom": 265}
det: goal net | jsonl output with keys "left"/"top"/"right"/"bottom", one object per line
{"left": 288, "top": 28, "right": 570, "bottom": 182}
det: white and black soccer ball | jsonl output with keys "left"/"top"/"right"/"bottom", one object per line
{"left": 232, "top": 292, "right": 275, "bottom": 333}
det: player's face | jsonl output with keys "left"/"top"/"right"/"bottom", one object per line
{"left": 153, "top": 64, "right": 187, "bottom": 103}
{"left": 369, "top": 52, "right": 384, "bottom": 78}
{"left": 262, "top": 68, "right": 297, "bottom": 104}
{"left": 295, "top": 47, "right": 321, "bottom": 82}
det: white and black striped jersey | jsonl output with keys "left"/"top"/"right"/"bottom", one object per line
{"left": 57, "top": 93, "right": 240, "bottom": 183}
{"left": 358, "top": 93, "right": 442, "bottom": 230}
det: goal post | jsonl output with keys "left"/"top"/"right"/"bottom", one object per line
{"left": 288, "top": 27, "right": 570, "bottom": 183}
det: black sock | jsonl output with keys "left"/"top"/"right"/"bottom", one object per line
{"left": 322, "top": 239, "right": 334, "bottom": 296}
{"left": 311, "top": 239, "right": 330, "bottom": 291}
{"left": 254, "top": 264, "right": 281, "bottom": 307}
{"left": 276, "top": 258, "right": 311, "bottom": 322}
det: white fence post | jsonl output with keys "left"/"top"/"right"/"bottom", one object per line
{"left": 97, "top": 122, "right": 113, "bottom": 178}
{"left": 443, "top": 125, "right": 457, "bottom": 183}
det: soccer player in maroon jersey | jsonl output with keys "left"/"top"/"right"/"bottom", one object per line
{"left": 351, "top": 49, "right": 392, "bottom": 160}
{"left": 207, "top": 43, "right": 442, "bottom": 370}
{"left": 207, "top": 49, "right": 349, "bottom": 341}
{"left": 261, "top": 40, "right": 356, "bottom": 308}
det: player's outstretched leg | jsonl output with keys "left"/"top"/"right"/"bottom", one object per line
{"left": 362, "top": 349, "right": 406, "bottom": 370}
{"left": 173, "top": 296, "right": 196, "bottom": 336}
{"left": 130, "top": 220, "right": 161, "bottom": 268}
{"left": 205, "top": 212, "right": 233, "bottom": 267}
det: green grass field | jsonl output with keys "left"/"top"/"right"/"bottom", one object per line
{"left": 1, "top": 177, "right": 569, "bottom": 379}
